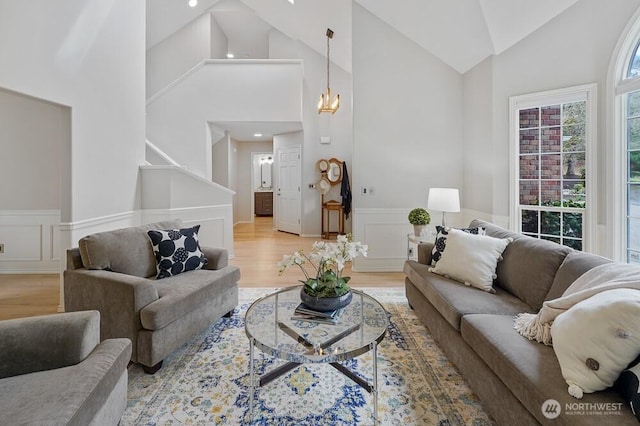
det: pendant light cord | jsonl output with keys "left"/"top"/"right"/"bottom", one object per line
{"left": 326, "top": 35, "right": 330, "bottom": 91}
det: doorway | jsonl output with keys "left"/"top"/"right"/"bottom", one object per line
{"left": 276, "top": 145, "right": 301, "bottom": 235}
{"left": 251, "top": 152, "right": 274, "bottom": 222}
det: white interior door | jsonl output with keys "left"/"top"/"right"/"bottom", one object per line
{"left": 276, "top": 146, "right": 301, "bottom": 234}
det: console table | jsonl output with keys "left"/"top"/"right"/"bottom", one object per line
{"left": 322, "top": 199, "right": 344, "bottom": 239}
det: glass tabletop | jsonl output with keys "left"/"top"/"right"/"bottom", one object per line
{"left": 245, "top": 286, "right": 389, "bottom": 364}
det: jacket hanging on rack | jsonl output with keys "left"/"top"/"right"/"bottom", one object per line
{"left": 341, "top": 162, "right": 352, "bottom": 219}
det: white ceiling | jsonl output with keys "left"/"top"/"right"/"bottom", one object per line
{"left": 355, "top": 0, "right": 580, "bottom": 73}
{"left": 147, "top": 0, "right": 580, "bottom": 74}
{"left": 147, "top": 0, "right": 580, "bottom": 141}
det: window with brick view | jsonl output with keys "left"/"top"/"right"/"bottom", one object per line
{"left": 517, "top": 101, "right": 587, "bottom": 250}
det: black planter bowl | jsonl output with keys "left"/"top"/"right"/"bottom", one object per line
{"left": 299, "top": 288, "right": 353, "bottom": 312}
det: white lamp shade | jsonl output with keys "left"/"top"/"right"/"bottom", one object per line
{"left": 427, "top": 188, "right": 460, "bottom": 212}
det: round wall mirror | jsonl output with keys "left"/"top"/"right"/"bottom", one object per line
{"left": 326, "top": 158, "right": 342, "bottom": 183}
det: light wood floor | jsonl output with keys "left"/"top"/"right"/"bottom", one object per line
{"left": 0, "top": 217, "right": 403, "bottom": 321}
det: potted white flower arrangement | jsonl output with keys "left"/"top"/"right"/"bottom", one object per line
{"left": 277, "top": 234, "right": 368, "bottom": 311}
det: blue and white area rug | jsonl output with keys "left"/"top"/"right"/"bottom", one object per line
{"left": 122, "top": 288, "right": 492, "bottom": 425}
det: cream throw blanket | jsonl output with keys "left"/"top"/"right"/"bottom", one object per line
{"left": 514, "top": 262, "right": 640, "bottom": 345}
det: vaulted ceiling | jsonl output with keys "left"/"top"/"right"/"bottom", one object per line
{"left": 147, "top": 0, "right": 580, "bottom": 74}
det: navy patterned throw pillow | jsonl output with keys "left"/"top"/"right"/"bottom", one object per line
{"left": 147, "top": 225, "right": 207, "bottom": 279}
{"left": 431, "top": 226, "right": 486, "bottom": 266}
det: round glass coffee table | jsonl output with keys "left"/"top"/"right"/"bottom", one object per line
{"left": 244, "top": 286, "right": 389, "bottom": 423}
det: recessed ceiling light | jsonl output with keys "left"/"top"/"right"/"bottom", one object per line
{"left": 227, "top": 53, "right": 234, "bottom": 59}
{"left": 288, "top": 0, "right": 294, "bottom": 4}
{"left": 188, "top": 0, "right": 197, "bottom": 7}
{"left": 254, "top": 133, "right": 263, "bottom": 137}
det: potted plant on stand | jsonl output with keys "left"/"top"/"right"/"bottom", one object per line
{"left": 277, "top": 234, "right": 368, "bottom": 312}
{"left": 408, "top": 208, "right": 430, "bottom": 236}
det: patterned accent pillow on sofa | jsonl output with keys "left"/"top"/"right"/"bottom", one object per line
{"left": 431, "top": 226, "right": 486, "bottom": 266}
{"left": 147, "top": 225, "right": 208, "bottom": 279}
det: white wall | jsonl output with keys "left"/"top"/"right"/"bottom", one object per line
{"left": 269, "top": 30, "right": 353, "bottom": 236}
{"left": 0, "top": 0, "right": 145, "bottom": 227}
{"left": 462, "top": 57, "right": 495, "bottom": 216}
{"left": 463, "top": 0, "right": 640, "bottom": 257}
{"left": 351, "top": 4, "right": 464, "bottom": 271}
{"left": 146, "top": 13, "right": 218, "bottom": 98}
{"left": 140, "top": 165, "right": 235, "bottom": 257}
{"left": 0, "top": 0, "right": 145, "bottom": 281}
{"left": 210, "top": 13, "right": 228, "bottom": 60}
{"left": 146, "top": 60, "right": 303, "bottom": 179}
{"left": 0, "top": 88, "right": 68, "bottom": 273}
{"left": 0, "top": 89, "right": 64, "bottom": 210}
{"left": 353, "top": 4, "right": 464, "bottom": 210}
{"left": 212, "top": 132, "right": 230, "bottom": 186}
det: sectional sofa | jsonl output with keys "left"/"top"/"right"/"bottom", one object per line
{"left": 403, "top": 219, "right": 637, "bottom": 425}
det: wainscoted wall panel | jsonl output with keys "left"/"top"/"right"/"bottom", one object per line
{"left": 142, "top": 205, "right": 234, "bottom": 257}
{"left": 363, "top": 223, "right": 409, "bottom": 259}
{"left": 0, "top": 225, "right": 42, "bottom": 261}
{"left": 0, "top": 211, "right": 60, "bottom": 273}
{"left": 50, "top": 224, "right": 61, "bottom": 262}
{"left": 352, "top": 208, "right": 511, "bottom": 272}
{"left": 351, "top": 208, "right": 414, "bottom": 272}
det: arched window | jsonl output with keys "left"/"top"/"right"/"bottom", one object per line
{"left": 613, "top": 13, "right": 640, "bottom": 263}
{"left": 624, "top": 42, "right": 640, "bottom": 263}
{"left": 628, "top": 40, "right": 640, "bottom": 78}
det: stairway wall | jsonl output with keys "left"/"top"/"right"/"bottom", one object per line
{"left": 146, "top": 60, "right": 303, "bottom": 179}
{"left": 146, "top": 13, "right": 228, "bottom": 99}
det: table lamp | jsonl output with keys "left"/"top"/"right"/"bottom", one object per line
{"left": 427, "top": 188, "right": 460, "bottom": 227}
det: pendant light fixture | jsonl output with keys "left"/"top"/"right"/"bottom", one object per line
{"left": 318, "top": 28, "right": 340, "bottom": 114}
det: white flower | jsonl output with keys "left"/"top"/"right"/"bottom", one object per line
{"left": 336, "top": 234, "right": 349, "bottom": 244}
{"left": 277, "top": 236, "right": 368, "bottom": 282}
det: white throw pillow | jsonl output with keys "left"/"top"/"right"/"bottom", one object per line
{"left": 431, "top": 226, "right": 486, "bottom": 265}
{"left": 428, "top": 228, "right": 511, "bottom": 293}
{"left": 551, "top": 288, "right": 640, "bottom": 399}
